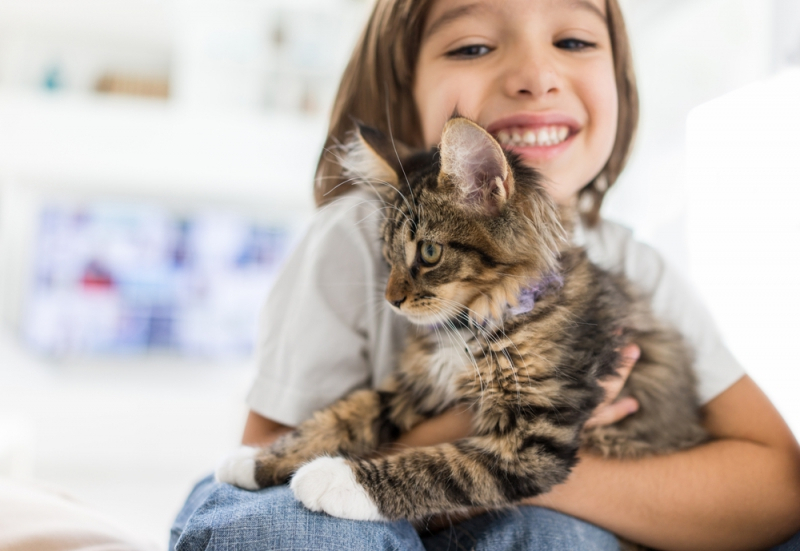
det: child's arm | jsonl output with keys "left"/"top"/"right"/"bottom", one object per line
{"left": 397, "top": 359, "right": 800, "bottom": 549}
{"left": 241, "top": 411, "right": 293, "bottom": 447}
{"left": 528, "top": 375, "right": 800, "bottom": 551}
{"left": 244, "top": 191, "right": 395, "bottom": 439}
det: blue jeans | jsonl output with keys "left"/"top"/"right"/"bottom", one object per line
{"left": 171, "top": 475, "right": 618, "bottom": 551}
{"left": 171, "top": 475, "right": 800, "bottom": 551}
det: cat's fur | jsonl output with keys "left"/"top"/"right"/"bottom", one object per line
{"left": 217, "top": 117, "right": 707, "bottom": 528}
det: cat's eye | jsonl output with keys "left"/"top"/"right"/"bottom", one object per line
{"left": 419, "top": 241, "right": 443, "bottom": 266}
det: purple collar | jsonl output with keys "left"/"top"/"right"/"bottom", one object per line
{"left": 508, "top": 272, "right": 564, "bottom": 317}
{"left": 426, "top": 272, "right": 563, "bottom": 330}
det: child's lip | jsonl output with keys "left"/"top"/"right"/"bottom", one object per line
{"left": 501, "top": 134, "right": 576, "bottom": 163}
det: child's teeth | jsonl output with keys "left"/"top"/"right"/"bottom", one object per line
{"left": 494, "top": 125, "right": 570, "bottom": 147}
{"left": 523, "top": 130, "right": 536, "bottom": 146}
{"left": 537, "top": 128, "right": 550, "bottom": 146}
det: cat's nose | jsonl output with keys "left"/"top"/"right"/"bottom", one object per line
{"left": 386, "top": 269, "right": 409, "bottom": 308}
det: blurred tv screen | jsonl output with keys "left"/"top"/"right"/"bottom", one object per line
{"left": 23, "top": 201, "right": 293, "bottom": 358}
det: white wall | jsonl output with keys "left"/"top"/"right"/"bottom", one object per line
{"left": 687, "top": 68, "right": 800, "bottom": 435}
{"left": 610, "top": 0, "right": 775, "bottom": 274}
{"left": 613, "top": 0, "right": 800, "bottom": 434}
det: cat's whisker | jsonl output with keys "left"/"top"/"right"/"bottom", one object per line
{"left": 316, "top": 191, "right": 407, "bottom": 235}
{"left": 445, "top": 320, "right": 485, "bottom": 397}
{"left": 442, "top": 318, "right": 490, "bottom": 412}
{"left": 429, "top": 301, "right": 496, "bottom": 366}
{"left": 428, "top": 299, "right": 488, "bottom": 397}
{"left": 322, "top": 197, "right": 392, "bottom": 225}
{"left": 357, "top": 181, "right": 411, "bottom": 217}
{"left": 347, "top": 163, "right": 416, "bottom": 213}
{"left": 354, "top": 205, "right": 407, "bottom": 228}
{"left": 431, "top": 295, "right": 530, "bottom": 409}
{"left": 426, "top": 302, "right": 480, "bottom": 361}
{"left": 429, "top": 303, "right": 483, "bottom": 384}
{"left": 292, "top": 197, "right": 392, "bottom": 239}
{"left": 383, "top": 95, "right": 418, "bottom": 213}
{"left": 322, "top": 174, "right": 371, "bottom": 189}
{"left": 316, "top": 176, "right": 413, "bottom": 225}
{"left": 431, "top": 317, "right": 482, "bottom": 407}
{"left": 333, "top": 133, "right": 418, "bottom": 214}
{"left": 348, "top": 181, "right": 416, "bottom": 228}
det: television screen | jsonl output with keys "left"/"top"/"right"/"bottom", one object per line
{"left": 23, "top": 201, "right": 294, "bottom": 358}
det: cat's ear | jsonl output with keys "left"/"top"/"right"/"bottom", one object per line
{"left": 439, "top": 117, "right": 514, "bottom": 215}
{"left": 341, "top": 124, "right": 410, "bottom": 192}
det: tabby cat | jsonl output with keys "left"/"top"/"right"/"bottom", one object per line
{"left": 216, "top": 117, "right": 707, "bottom": 526}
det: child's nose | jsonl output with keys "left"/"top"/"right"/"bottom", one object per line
{"left": 502, "top": 48, "right": 561, "bottom": 100}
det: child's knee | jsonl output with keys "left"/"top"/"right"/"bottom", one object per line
{"left": 173, "top": 479, "right": 422, "bottom": 551}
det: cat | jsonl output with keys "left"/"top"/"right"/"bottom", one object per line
{"left": 216, "top": 116, "right": 707, "bottom": 527}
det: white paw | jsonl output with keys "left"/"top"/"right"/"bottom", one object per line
{"left": 215, "top": 446, "right": 260, "bottom": 490}
{"left": 290, "top": 456, "right": 385, "bottom": 521}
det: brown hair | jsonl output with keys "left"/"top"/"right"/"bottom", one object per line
{"left": 314, "top": 0, "right": 639, "bottom": 226}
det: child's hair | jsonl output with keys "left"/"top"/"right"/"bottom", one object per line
{"left": 314, "top": 0, "right": 638, "bottom": 226}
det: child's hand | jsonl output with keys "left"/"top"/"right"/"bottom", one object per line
{"left": 584, "top": 344, "right": 641, "bottom": 429}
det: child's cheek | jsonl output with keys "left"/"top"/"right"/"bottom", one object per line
{"left": 585, "top": 63, "right": 619, "bottom": 168}
{"left": 414, "top": 70, "right": 485, "bottom": 148}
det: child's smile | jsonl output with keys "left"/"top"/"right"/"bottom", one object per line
{"left": 414, "top": 0, "right": 618, "bottom": 205}
{"left": 486, "top": 112, "right": 579, "bottom": 163}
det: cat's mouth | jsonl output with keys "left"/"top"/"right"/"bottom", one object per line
{"left": 401, "top": 311, "right": 447, "bottom": 326}
{"left": 394, "top": 302, "right": 465, "bottom": 327}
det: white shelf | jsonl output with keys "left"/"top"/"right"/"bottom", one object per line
{"left": 0, "top": 0, "right": 173, "bottom": 46}
{"left": 0, "top": 91, "right": 323, "bottom": 210}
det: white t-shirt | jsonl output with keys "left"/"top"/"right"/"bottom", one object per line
{"left": 247, "top": 190, "right": 745, "bottom": 426}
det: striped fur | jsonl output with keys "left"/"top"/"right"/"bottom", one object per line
{"left": 240, "top": 118, "right": 707, "bottom": 525}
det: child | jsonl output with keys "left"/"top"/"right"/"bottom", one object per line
{"left": 171, "top": 0, "right": 800, "bottom": 549}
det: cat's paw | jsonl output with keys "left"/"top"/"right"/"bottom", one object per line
{"left": 290, "top": 456, "right": 386, "bottom": 521}
{"left": 215, "top": 446, "right": 260, "bottom": 490}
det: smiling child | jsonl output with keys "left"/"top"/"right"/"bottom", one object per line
{"left": 170, "top": 1, "right": 800, "bottom": 549}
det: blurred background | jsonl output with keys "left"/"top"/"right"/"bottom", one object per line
{"left": 0, "top": 0, "right": 797, "bottom": 545}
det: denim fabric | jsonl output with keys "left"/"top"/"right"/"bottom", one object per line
{"left": 418, "top": 506, "right": 619, "bottom": 551}
{"left": 171, "top": 475, "right": 422, "bottom": 551}
{"left": 773, "top": 530, "right": 800, "bottom": 551}
{"left": 170, "top": 475, "right": 618, "bottom": 551}
{"left": 171, "top": 474, "right": 800, "bottom": 551}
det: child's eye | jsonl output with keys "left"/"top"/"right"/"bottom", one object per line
{"left": 446, "top": 44, "right": 492, "bottom": 59}
{"left": 555, "top": 38, "right": 595, "bottom": 51}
